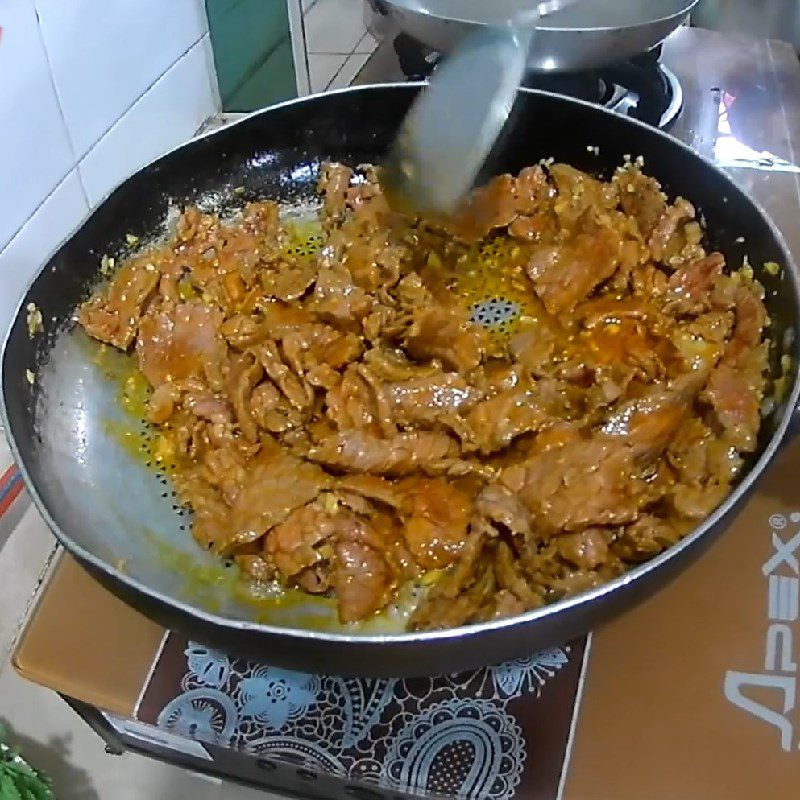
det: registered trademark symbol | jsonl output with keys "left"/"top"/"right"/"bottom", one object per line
{"left": 791, "top": 512, "right": 800, "bottom": 524}
{"left": 770, "top": 514, "right": 787, "bottom": 530}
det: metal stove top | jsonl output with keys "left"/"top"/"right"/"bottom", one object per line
{"left": 391, "top": 33, "right": 683, "bottom": 129}
{"left": 353, "top": 26, "right": 800, "bottom": 263}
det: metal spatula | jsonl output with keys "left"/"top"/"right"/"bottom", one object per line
{"left": 382, "top": 0, "right": 585, "bottom": 216}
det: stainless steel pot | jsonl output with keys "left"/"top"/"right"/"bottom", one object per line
{"left": 366, "top": 0, "right": 699, "bottom": 72}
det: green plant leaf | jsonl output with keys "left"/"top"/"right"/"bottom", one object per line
{"left": 0, "top": 741, "right": 53, "bottom": 800}
{"left": 0, "top": 770, "right": 25, "bottom": 800}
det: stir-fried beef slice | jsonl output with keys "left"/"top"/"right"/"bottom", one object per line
{"left": 261, "top": 258, "right": 317, "bottom": 302}
{"left": 136, "top": 301, "right": 227, "bottom": 388}
{"left": 269, "top": 498, "right": 398, "bottom": 621}
{"left": 445, "top": 166, "right": 555, "bottom": 242}
{"left": 466, "top": 384, "right": 556, "bottom": 454}
{"left": 549, "top": 163, "right": 619, "bottom": 225}
{"left": 648, "top": 197, "right": 695, "bottom": 263}
{"left": 509, "top": 439, "right": 646, "bottom": 532}
{"left": 333, "top": 509, "right": 399, "bottom": 621}
{"left": 147, "top": 382, "right": 182, "bottom": 424}
{"left": 508, "top": 317, "right": 558, "bottom": 374}
{"left": 334, "top": 537, "right": 392, "bottom": 622}
{"left": 308, "top": 430, "right": 457, "bottom": 475}
{"left": 266, "top": 503, "right": 340, "bottom": 584}
{"left": 79, "top": 259, "right": 161, "bottom": 348}
{"left": 668, "top": 417, "right": 743, "bottom": 490}
{"left": 318, "top": 162, "right": 353, "bottom": 217}
{"left": 201, "top": 446, "right": 249, "bottom": 505}
{"left": 247, "top": 197, "right": 283, "bottom": 230}
{"left": 325, "top": 365, "right": 377, "bottom": 432}
{"left": 616, "top": 165, "right": 667, "bottom": 239}
{"left": 343, "top": 181, "right": 394, "bottom": 231}
{"left": 555, "top": 528, "right": 610, "bottom": 570}
{"left": 474, "top": 484, "right": 531, "bottom": 538}
{"left": 447, "top": 174, "right": 518, "bottom": 241}
{"left": 363, "top": 347, "right": 439, "bottom": 382}
{"left": 666, "top": 252, "right": 725, "bottom": 312}
{"left": 410, "top": 548, "right": 497, "bottom": 631}
{"left": 525, "top": 223, "right": 623, "bottom": 314}
{"left": 226, "top": 452, "right": 331, "bottom": 551}
{"left": 250, "top": 381, "right": 301, "bottom": 433}
{"left": 611, "top": 515, "right": 686, "bottom": 562}
{"left": 397, "top": 476, "right": 471, "bottom": 570}
{"left": 172, "top": 471, "right": 231, "bottom": 551}
{"left": 671, "top": 326, "right": 726, "bottom": 379}
{"left": 325, "top": 366, "right": 379, "bottom": 432}
{"left": 386, "top": 373, "right": 479, "bottom": 415}
{"left": 385, "top": 373, "right": 481, "bottom": 436}
{"left": 577, "top": 317, "right": 667, "bottom": 381}
{"left": 79, "top": 155, "right": 771, "bottom": 631}
{"left": 310, "top": 264, "right": 372, "bottom": 327}
{"left": 221, "top": 304, "right": 314, "bottom": 351}
{"left": 284, "top": 324, "right": 362, "bottom": 374}
{"left": 671, "top": 481, "right": 731, "bottom": 520}
{"left": 514, "top": 165, "right": 553, "bottom": 214}
{"left": 494, "top": 540, "right": 541, "bottom": 606}
{"left": 337, "top": 226, "right": 406, "bottom": 292}
{"left": 597, "top": 372, "right": 706, "bottom": 465}
{"left": 230, "top": 359, "right": 264, "bottom": 442}
{"left": 356, "top": 364, "right": 397, "bottom": 437}
{"left": 468, "top": 361, "right": 522, "bottom": 396}
{"left": 252, "top": 340, "right": 314, "bottom": 411}
{"left": 404, "top": 304, "right": 488, "bottom": 372}
{"left": 703, "top": 362, "right": 762, "bottom": 451}
{"left": 703, "top": 285, "right": 767, "bottom": 451}
{"left": 337, "top": 474, "right": 404, "bottom": 509}
{"left": 724, "top": 285, "right": 767, "bottom": 367}
{"left": 336, "top": 490, "right": 374, "bottom": 516}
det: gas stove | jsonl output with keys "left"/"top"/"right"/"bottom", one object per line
{"left": 391, "top": 33, "right": 683, "bottom": 129}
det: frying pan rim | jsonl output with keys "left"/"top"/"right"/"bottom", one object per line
{"left": 2, "top": 82, "right": 798, "bottom": 647}
{"left": 375, "top": 0, "right": 700, "bottom": 34}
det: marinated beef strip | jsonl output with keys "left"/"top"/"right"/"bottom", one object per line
{"left": 307, "top": 430, "right": 458, "bottom": 475}
{"left": 79, "top": 157, "right": 770, "bottom": 629}
{"left": 79, "top": 258, "right": 161, "bottom": 348}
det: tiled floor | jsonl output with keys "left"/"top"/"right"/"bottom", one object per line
{"left": 303, "top": 0, "right": 378, "bottom": 92}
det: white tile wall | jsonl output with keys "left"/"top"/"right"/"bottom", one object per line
{"left": 0, "top": 170, "right": 89, "bottom": 328}
{"left": 79, "top": 36, "right": 218, "bottom": 206}
{"left": 0, "top": 0, "right": 219, "bottom": 335}
{"left": 35, "top": 0, "right": 208, "bottom": 159}
{"left": 0, "top": 0, "right": 75, "bottom": 253}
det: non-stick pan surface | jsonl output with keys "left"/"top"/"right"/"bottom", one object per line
{"left": 2, "top": 86, "right": 799, "bottom": 677}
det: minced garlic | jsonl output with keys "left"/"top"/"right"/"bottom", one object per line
{"left": 26, "top": 303, "right": 43, "bottom": 337}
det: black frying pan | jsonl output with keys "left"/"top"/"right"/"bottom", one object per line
{"left": 2, "top": 86, "right": 798, "bottom": 677}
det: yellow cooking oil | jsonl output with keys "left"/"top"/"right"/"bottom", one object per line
{"left": 90, "top": 342, "right": 165, "bottom": 470}
{"left": 452, "top": 235, "right": 537, "bottom": 343}
{"left": 139, "top": 526, "right": 356, "bottom": 631}
{"left": 283, "top": 217, "right": 324, "bottom": 260}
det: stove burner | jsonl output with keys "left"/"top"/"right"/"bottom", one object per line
{"left": 392, "top": 34, "right": 683, "bottom": 130}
